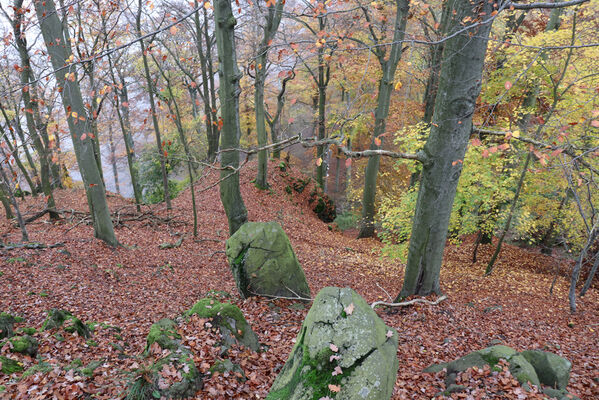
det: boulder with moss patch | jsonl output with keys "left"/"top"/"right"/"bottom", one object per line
{"left": 0, "top": 312, "right": 23, "bottom": 339}
{"left": 267, "top": 287, "right": 399, "bottom": 400}
{"left": 187, "top": 298, "right": 260, "bottom": 352}
{"left": 127, "top": 318, "right": 202, "bottom": 399}
{"left": 9, "top": 335, "right": 38, "bottom": 357}
{"left": 42, "top": 309, "right": 91, "bottom": 338}
{"left": 226, "top": 222, "right": 310, "bottom": 299}
{"left": 425, "top": 346, "right": 577, "bottom": 397}
{"left": 425, "top": 345, "right": 539, "bottom": 389}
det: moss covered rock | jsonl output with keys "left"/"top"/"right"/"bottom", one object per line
{"left": 0, "top": 355, "right": 23, "bottom": 374}
{"left": 187, "top": 298, "right": 260, "bottom": 352}
{"left": 225, "top": 222, "right": 310, "bottom": 299}
{"left": 9, "top": 335, "right": 38, "bottom": 357}
{"left": 145, "top": 319, "right": 181, "bottom": 353}
{"left": 0, "top": 312, "right": 23, "bottom": 339}
{"left": 267, "top": 287, "right": 399, "bottom": 400}
{"left": 127, "top": 319, "right": 203, "bottom": 399}
{"left": 42, "top": 309, "right": 91, "bottom": 338}
{"left": 521, "top": 350, "right": 571, "bottom": 390}
{"left": 424, "top": 346, "right": 577, "bottom": 394}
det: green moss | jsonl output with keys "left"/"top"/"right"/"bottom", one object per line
{"left": 22, "top": 359, "right": 53, "bottom": 378}
{"left": 9, "top": 335, "right": 38, "bottom": 356}
{"left": 0, "top": 355, "right": 23, "bottom": 374}
{"left": 145, "top": 319, "right": 180, "bottom": 352}
{"left": 0, "top": 312, "right": 23, "bottom": 339}
{"left": 267, "top": 328, "right": 355, "bottom": 400}
{"left": 86, "top": 339, "right": 99, "bottom": 347}
{"left": 187, "top": 298, "right": 259, "bottom": 351}
{"left": 82, "top": 360, "right": 103, "bottom": 377}
{"left": 17, "top": 327, "right": 36, "bottom": 335}
{"left": 42, "top": 309, "right": 91, "bottom": 338}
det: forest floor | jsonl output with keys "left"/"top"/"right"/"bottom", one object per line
{"left": 1, "top": 159, "right": 598, "bottom": 399}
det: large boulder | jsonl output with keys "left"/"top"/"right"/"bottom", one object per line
{"left": 267, "top": 287, "right": 399, "bottom": 400}
{"left": 521, "top": 350, "right": 571, "bottom": 390}
{"left": 226, "top": 222, "right": 310, "bottom": 299}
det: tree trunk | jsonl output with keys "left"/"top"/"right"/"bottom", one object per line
{"left": 12, "top": 0, "right": 58, "bottom": 218}
{"left": 0, "top": 184, "right": 13, "bottom": 219}
{"left": 397, "top": 0, "right": 494, "bottom": 298}
{"left": 108, "top": 124, "right": 120, "bottom": 195}
{"left": 34, "top": 0, "right": 118, "bottom": 246}
{"left": 136, "top": 0, "right": 171, "bottom": 210}
{"left": 214, "top": 0, "right": 248, "bottom": 235}
{"left": 358, "top": 0, "right": 409, "bottom": 238}
{"left": 0, "top": 164, "right": 28, "bottom": 241}
{"left": 106, "top": 55, "right": 142, "bottom": 210}
{"left": 254, "top": 0, "right": 284, "bottom": 189}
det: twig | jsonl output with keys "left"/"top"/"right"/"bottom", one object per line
{"left": 249, "top": 289, "right": 314, "bottom": 302}
{"left": 376, "top": 282, "right": 394, "bottom": 301}
{"left": 371, "top": 295, "right": 448, "bottom": 309}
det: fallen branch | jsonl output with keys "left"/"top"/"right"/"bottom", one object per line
{"left": 371, "top": 295, "right": 448, "bottom": 309}
{"left": 0, "top": 242, "right": 64, "bottom": 250}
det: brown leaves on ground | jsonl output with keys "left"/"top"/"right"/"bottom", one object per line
{"left": 1, "top": 159, "right": 598, "bottom": 399}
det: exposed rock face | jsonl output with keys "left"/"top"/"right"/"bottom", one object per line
{"left": 267, "top": 287, "right": 399, "bottom": 400}
{"left": 226, "top": 221, "right": 310, "bottom": 299}
{"left": 425, "top": 345, "right": 577, "bottom": 399}
{"left": 187, "top": 298, "right": 260, "bottom": 351}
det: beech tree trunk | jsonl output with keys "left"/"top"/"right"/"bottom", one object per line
{"left": 214, "top": 0, "right": 248, "bottom": 235}
{"left": 358, "top": 0, "right": 409, "bottom": 238}
{"left": 397, "top": 0, "right": 494, "bottom": 298}
{"left": 34, "top": 0, "right": 118, "bottom": 246}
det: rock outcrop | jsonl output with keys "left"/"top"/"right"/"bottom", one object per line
{"left": 226, "top": 222, "right": 310, "bottom": 299}
{"left": 267, "top": 287, "right": 399, "bottom": 400}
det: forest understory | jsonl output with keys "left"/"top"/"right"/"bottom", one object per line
{"left": 1, "top": 161, "right": 598, "bottom": 399}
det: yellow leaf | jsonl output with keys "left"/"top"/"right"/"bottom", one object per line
{"left": 316, "top": 157, "right": 322, "bottom": 167}
{"left": 394, "top": 81, "right": 402, "bottom": 90}
{"left": 512, "top": 130, "right": 520, "bottom": 138}
{"left": 72, "top": 112, "right": 78, "bottom": 119}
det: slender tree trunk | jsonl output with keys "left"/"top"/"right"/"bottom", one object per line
{"left": 108, "top": 124, "right": 120, "bottom": 195}
{"left": 254, "top": 0, "right": 284, "bottom": 189}
{"left": 358, "top": 0, "right": 409, "bottom": 238}
{"left": 214, "top": 0, "right": 248, "bottom": 235}
{"left": 153, "top": 57, "right": 199, "bottom": 237}
{"left": 0, "top": 165, "right": 28, "bottom": 241}
{"left": 0, "top": 185, "right": 13, "bottom": 219}
{"left": 34, "top": 0, "right": 118, "bottom": 246}
{"left": 397, "top": 0, "right": 494, "bottom": 299}
{"left": 580, "top": 250, "right": 599, "bottom": 297}
{"left": 106, "top": 55, "right": 142, "bottom": 210}
{"left": 136, "top": 0, "right": 171, "bottom": 209}
{"left": 570, "top": 224, "right": 598, "bottom": 312}
{"left": 12, "top": 0, "right": 58, "bottom": 218}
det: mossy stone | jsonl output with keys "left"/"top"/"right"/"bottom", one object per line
{"left": 267, "top": 287, "right": 399, "bottom": 400}
{"left": 225, "top": 222, "right": 310, "bottom": 299}
{"left": 145, "top": 319, "right": 181, "bottom": 352}
{"left": 0, "top": 355, "right": 23, "bottom": 374}
{"left": 187, "top": 299, "right": 259, "bottom": 351}
{"left": 521, "top": 350, "right": 571, "bottom": 390}
{"left": 42, "top": 309, "right": 90, "bottom": 338}
{"left": 9, "top": 335, "right": 38, "bottom": 356}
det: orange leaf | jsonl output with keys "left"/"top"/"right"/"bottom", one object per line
{"left": 328, "top": 384, "right": 341, "bottom": 393}
{"left": 374, "top": 137, "right": 382, "bottom": 146}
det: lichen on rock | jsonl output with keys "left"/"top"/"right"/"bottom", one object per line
{"left": 267, "top": 287, "right": 399, "bottom": 400}
{"left": 225, "top": 221, "right": 311, "bottom": 299}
